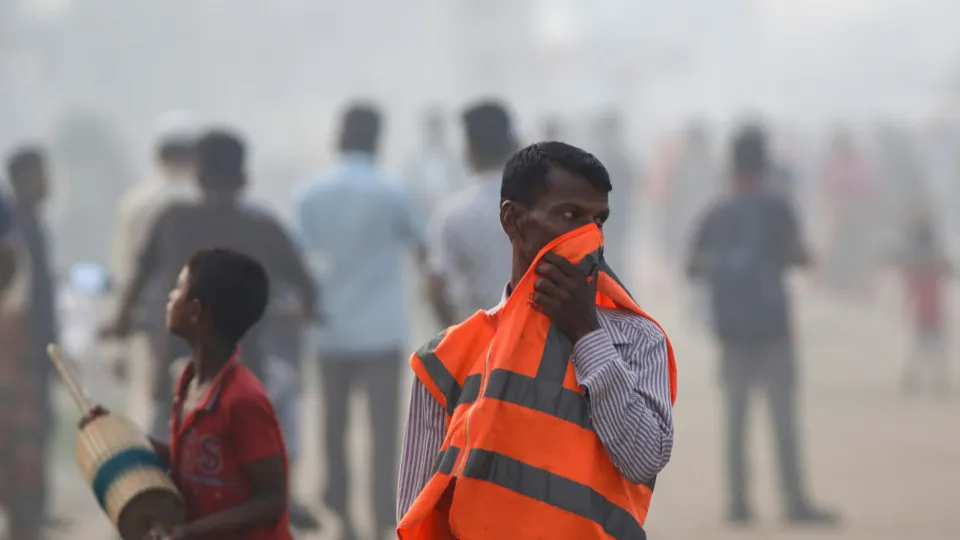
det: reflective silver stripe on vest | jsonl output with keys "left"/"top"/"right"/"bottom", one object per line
{"left": 483, "top": 368, "right": 592, "bottom": 430}
{"left": 417, "top": 330, "right": 481, "bottom": 416}
{"left": 461, "top": 449, "right": 647, "bottom": 540}
{"left": 433, "top": 446, "right": 461, "bottom": 475}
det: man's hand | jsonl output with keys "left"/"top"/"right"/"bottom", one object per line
{"left": 533, "top": 252, "right": 601, "bottom": 343}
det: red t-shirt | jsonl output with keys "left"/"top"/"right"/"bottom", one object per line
{"left": 170, "top": 353, "right": 291, "bottom": 540}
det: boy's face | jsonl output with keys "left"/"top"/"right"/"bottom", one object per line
{"left": 167, "top": 266, "right": 203, "bottom": 339}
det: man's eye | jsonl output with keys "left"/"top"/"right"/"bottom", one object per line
{"left": 563, "top": 210, "right": 577, "bottom": 220}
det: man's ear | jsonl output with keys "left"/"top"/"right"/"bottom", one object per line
{"left": 500, "top": 200, "right": 520, "bottom": 239}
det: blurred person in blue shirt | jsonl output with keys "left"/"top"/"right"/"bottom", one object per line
{"left": 295, "top": 102, "right": 427, "bottom": 540}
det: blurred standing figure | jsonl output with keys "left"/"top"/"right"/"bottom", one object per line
{"left": 591, "top": 111, "right": 638, "bottom": 282}
{"left": 7, "top": 148, "right": 61, "bottom": 532}
{"left": 0, "top": 182, "right": 41, "bottom": 540}
{"left": 687, "top": 125, "right": 839, "bottom": 526}
{"left": 897, "top": 198, "right": 951, "bottom": 395}
{"left": 403, "top": 107, "right": 466, "bottom": 217}
{"left": 820, "top": 129, "right": 876, "bottom": 296}
{"left": 427, "top": 100, "right": 518, "bottom": 325}
{"left": 296, "top": 104, "right": 427, "bottom": 540}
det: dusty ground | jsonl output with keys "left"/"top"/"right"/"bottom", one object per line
{"left": 40, "top": 270, "right": 960, "bottom": 540}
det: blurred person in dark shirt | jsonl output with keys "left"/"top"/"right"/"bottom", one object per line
{"left": 897, "top": 197, "right": 951, "bottom": 396}
{"left": 687, "top": 124, "right": 839, "bottom": 526}
{"left": 6, "top": 147, "right": 64, "bottom": 531}
{"left": 102, "top": 130, "right": 317, "bottom": 441}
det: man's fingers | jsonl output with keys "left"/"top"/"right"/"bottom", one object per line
{"left": 536, "top": 261, "right": 569, "bottom": 285}
{"left": 533, "top": 277, "right": 565, "bottom": 299}
{"left": 542, "top": 252, "right": 581, "bottom": 278}
{"left": 532, "top": 292, "right": 562, "bottom": 314}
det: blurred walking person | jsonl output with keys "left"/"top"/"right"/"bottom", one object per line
{"left": 295, "top": 103, "right": 427, "bottom": 540}
{"left": 109, "top": 112, "right": 198, "bottom": 437}
{"left": 102, "top": 129, "right": 316, "bottom": 439}
{"left": 896, "top": 197, "right": 952, "bottom": 395}
{"left": 427, "top": 100, "right": 517, "bottom": 325}
{"left": 0, "top": 177, "right": 41, "bottom": 540}
{"left": 687, "top": 124, "right": 839, "bottom": 526}
{"left": 7, "top": 148, "right": 64, "bottom": 532}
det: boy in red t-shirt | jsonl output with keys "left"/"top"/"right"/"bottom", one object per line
{"left": 85, "top": 248, "right": 292, "bottom": 539}
{"left": 898, "top": 202, "right": 951, "bottom": 395}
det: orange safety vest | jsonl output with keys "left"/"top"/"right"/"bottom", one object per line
{"left": 398, "top": 223, "right": 678, "bottom": 540}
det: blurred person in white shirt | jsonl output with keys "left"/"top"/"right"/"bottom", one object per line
{"left": 427, "top": 100, "right": 518, "bottom": 325}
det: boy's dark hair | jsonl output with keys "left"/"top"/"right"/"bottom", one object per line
{"left": 501, "top": 142, "right": 611, "bottom": 206}
{"left": 196, "top": 130, "right": 245, "bottom": 192}
{"left": 6, "top": 146, "right": 44, "bottom": 183}
{"left": 156, "top": 138, "right": 195, "bottom": 166}
{"left": 186, "top": 248, "right": 269, "bottom": 344}
{"left": 463, "top": 100, "right": 516, "bottom": 164}
{"left": 732, "top": 124, "right": 768, "bottom": 177}
{"left": 338, "top": 103, "right": 381, "bottom": 154}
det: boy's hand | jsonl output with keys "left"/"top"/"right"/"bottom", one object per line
{"left": 78, "top": 405, "right": 109, "bottom": 429}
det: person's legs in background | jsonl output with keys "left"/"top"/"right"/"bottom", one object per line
{"left": 764, "top": 339, "right": 839, "bottom": 525}
{"left": 320, "top": 357, "right": 357, "bottom": 540}
{"left": 359, "top": 351, "right": 402, "bottom": 537}
{"left": 0, "top": 314, "right": 42, "bottom": 540}
{"left": 720, "top": 342, "right": 754, "bottom": 523}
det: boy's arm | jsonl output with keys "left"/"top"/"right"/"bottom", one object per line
{"left": 174, "top": 397, "right": 287, "bottom": 539}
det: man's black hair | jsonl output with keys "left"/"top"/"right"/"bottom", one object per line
{"left": 186, "top": 248, "right": 269, "bottom": 344}
{"left": 156, "top": 138, "right": 195, "bottom": 165}
{"left": 501, "top": 141, "right": 612, "bottom": 206}
{"left": 6, "top": 146, "right": 44, "bottom": 183}
{"left": 732, "top": 123, "right": 768, "bottom": 177}
{"left": 463, "top": 100, "right": 516, "bottom": 164}
{"left": 338, "top": 103, "right": 381, "bottom": 154}
{"left": 196, "top": 130, "right": 245, "bottom": 192}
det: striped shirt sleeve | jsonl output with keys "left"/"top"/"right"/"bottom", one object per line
{"left": 396, "top": 377, "right": 446, "bottom": 522}
{"left": 571, "top": 311, "right": 674, "bottom": 484}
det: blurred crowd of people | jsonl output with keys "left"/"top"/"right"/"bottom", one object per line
{"left": 0, "top": 94, "right": 957, "bottom": 539}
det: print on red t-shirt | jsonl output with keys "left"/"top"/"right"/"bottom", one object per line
{"left": 170, "top": 355, "right": 292, "bottom": 540}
